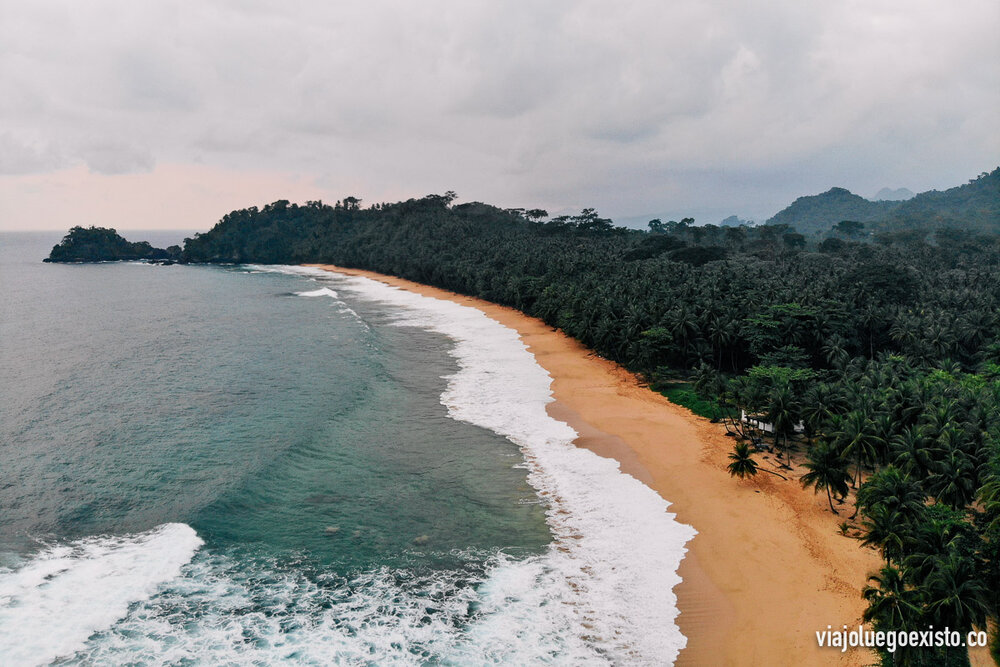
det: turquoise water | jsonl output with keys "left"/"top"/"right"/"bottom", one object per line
{"left": 0, "top": 232, "right": 694, "bottom": 665}
{"left": 0, "top": 233, "right": 549, "bottom": 565}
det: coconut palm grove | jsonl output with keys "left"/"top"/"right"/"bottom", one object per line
{"left": 50, "top": 168, "right": 1000, "bottom": 665}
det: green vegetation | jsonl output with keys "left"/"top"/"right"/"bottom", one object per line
{"left": 766, "top": 167, "right": 1000, "bottom": 239}
{"left": 726, "top": 442, "right": 787, "bottom": 481}
{"left": 727, "top": 442, "right": 759, "bottom": 479}
{"left": 49, "top": 167, "right": 1000, "bottom": 664}
{"left": 651, "top": 382, "right": 724, "bottom": 420}
{"left": 800, "top": 443, "right": 852, "bottom": 513}
{"left": 709, "top": 359, "right": 999, "bottom": 665}
{"left": 767, "top": 187, "right": 901, "bottom": 236}
{"left": 886, "top": 169, "right": 1000, "bottom": 233}
{"left": 45, "top": 226, "right": 175, "bottom": 262}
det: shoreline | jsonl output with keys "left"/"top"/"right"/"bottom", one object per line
{"left": 309, "top": 264, "right": 881, "bottom": 665}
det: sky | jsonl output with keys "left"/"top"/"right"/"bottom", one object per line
{"left": 1, "top": 0, "right": 998, "bottom": 232}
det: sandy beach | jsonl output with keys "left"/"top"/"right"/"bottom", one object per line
{"left": 309, "top": 264, "right": 887, "bottom": 665}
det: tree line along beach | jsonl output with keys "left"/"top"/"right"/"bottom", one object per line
{"left": 22, "top": 170, "right": 1000, "bottom": 665}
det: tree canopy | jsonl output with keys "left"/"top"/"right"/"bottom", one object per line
{"left": 45, "top": 226, "right": 174, "bottom": 262}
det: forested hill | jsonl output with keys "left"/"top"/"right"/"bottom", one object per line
{"left": 874, "top": 187, "right": 915, "bottom": 201}
{"left": 765, "top": 187, "right": 901, "bottom": 235}
{"left": 882, "top": 167, "right": 1000, "bottom": 232}
{"left": 766, "top": 167, "right": 1000, "bottom": 237}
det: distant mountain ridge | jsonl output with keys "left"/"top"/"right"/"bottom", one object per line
{"left": 765, "top": 188, "right": 901, "bottom": 235}
{"left": 883, "top": 168, "right": 1000, "bottom": 232}
{"left": 874, "top": 187, "right": 915, "bottom": 201}
{"left": 717, "top": 215, "right": 753, "bottom": 227}
{"left": 766, "top": 167, "right": 999, "bottom": 235}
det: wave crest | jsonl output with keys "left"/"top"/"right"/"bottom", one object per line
{"left": 0, "top": 523, "right": 203, "bottom": 666}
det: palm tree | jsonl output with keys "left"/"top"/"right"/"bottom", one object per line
{"left": 800, "top": 443, "right": 852, "bottom": 513}
{"left": 721, "top": 375, "right": 766, "bottom": 441}
{"left": 870, "top": 412, "right": 895, "bottom": 466}
{"left": 862, "top": 565, "right": 924, "bottom": 666}
{"left": 904, "top": 541, "right": 961, "bottom": 588}
{"left": 832, "top": 410, "right": 881, "bottom": 488}
{"left": 821, "top": 334, "right": 850, "bottom": 370}
{"left": 727, "top": 443, "right": 787, "bottom": 480}
{"left": 921, "top": 400, "right": 959, "bottom": 442}
{"left": 923, "top": 552, "right": 990, "bottom": 635}
{"left": 858, "top": 302, "right": 884, "bottom": 359}
{"left": 891, "top": 426, "right": 932, "bottom": 482}
{"left": 860, "top": 505, "right": 909, "bottom": 565}
{"left": 979, "top": 458, "right": 1000, "bottom": 530}
{"left": 706, "top": 315, "right": 735, "bottom": 371}
{"left": 728, "top": 442, "right": 759, "bottom": 479}
{"left": 800, "top": 382, "right": 844, "bottom": 444}
{"left": 862, "top": 564, "right": 920, "bottom": 631}
{"left": 669, "top": 305, "right": 701, "bottom": 352}
{"left": 768, "top": 385, "right": 799, "bottom": 467}
{"left": 855, "top": 466, "right": 927, "bottom": 527}
{"left": 890, "top": 316, "right": 922, "bottom": 358}
{"left": 926, "top": 447, "right": 976, "bottom": 510}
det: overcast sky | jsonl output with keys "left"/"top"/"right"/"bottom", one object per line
{"left": 1, "top": 0, "right": 997, "bottom": 232}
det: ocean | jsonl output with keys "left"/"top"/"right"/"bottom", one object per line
{"left": 0, "top": 232, "right": 694, "bottom": 665}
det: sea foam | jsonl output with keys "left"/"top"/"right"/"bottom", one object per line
{"left": 0, "top": 523, "right": 203, "bottom": 666}
{"left": 296, "top": 267, "right": 698, "bottom": 664}
{"left": 295, "top": 287, "right": 340, "bottom": 299}
{"left": 9, "top": 265, "right": 696, "bottom": 665}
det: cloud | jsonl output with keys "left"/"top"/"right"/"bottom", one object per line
{"left": 78, "top": 140, "right": 156, "bottom": 175}
{"left": 0, "top": 0, "right": 997, "bottom": 229}
{"left": 0, "top": 133, "right": 66, "bottom": 175}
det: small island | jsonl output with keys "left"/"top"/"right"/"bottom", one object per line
{"left": 44, "top": 226, "right": 179, "bottom": 263}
